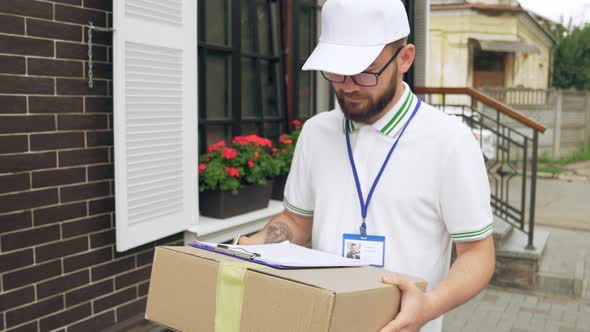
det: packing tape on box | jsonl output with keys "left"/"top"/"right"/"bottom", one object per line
{"left": 215, "top": 261, "right": 261, "bottom": 332}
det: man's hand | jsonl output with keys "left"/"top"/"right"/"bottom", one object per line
{"left": 379, "top": 274, "right": 436, "bottom": 332}
{"left": 236, "top": 209, "right": 312, "bottom": 245}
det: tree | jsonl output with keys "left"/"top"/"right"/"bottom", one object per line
{"left": 552, "top": 22, "right": 590, "bottom": 89}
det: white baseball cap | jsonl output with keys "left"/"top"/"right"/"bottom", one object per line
{"left": 302, "top": 0, "right": 410, "bottom": 75}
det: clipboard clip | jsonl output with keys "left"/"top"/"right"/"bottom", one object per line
{"left": 214, "top": 243, "right": 261, "bottom": 260}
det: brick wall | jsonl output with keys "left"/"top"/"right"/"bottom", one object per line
{"left": 0, "top": 1, "right": 182, "bottom": 331}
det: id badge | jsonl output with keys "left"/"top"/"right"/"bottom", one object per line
{"left": 342, "top": 233, "right": 386, "bottom": 268}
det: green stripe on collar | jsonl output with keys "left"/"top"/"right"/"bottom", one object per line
{"left": 380, "top": 90, "right": 413, "bottom": 134}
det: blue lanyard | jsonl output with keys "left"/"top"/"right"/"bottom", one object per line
{"left": 345, "top": 98, "right": 422, "bottom": 238}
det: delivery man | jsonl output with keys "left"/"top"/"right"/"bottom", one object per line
{"left": 238, "top": 0, "right": 495, "bottom": 331}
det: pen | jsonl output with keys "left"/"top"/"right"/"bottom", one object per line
{"left": 232, "top": 233, "right": 242, "bottom": 245}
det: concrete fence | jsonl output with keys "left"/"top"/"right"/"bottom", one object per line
{"left": 480, "top": 88, "right": 590, "bottom": 159}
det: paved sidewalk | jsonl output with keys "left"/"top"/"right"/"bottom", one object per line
{"left": 443, "top": 287, "right": 590, "bottom": 332}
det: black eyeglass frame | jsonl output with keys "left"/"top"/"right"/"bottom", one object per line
{"left": 321, "top": 45, "right": 406, "bottom": 87}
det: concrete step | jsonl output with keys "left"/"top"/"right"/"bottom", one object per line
{"left": 492, "top": 217, "right": 513, "bottom": 247}
{"left": 491, "top": 226, "right": 550, "bottom": 291}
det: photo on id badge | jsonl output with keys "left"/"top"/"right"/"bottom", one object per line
{"left": 342, "top": 234, "right": 386, "bottom": 267}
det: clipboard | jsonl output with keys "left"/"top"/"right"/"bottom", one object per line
{"left": 188, "top": 242, "right": 301, "bottom": 270}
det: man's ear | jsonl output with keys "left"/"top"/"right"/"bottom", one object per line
{"left": 398, "top": 44, "right": 416, "bottom": 74}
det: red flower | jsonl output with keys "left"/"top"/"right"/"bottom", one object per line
{"left": 272, "top": 147, "right": 278, "bottom": 153}
{"left": 207, "top": 140, "right": 226, "bottom": 153}
{"left": 226, "top": 167, "right": 240, "bottom": 177}
{"left": 221, "top": 147, "right": 238, "bottom": 160}
{"left": 247, "top": 159, "right": 255, "bottom": 168}
{"left": 279, "top": 135, "right": 293, "bottom": 145}
{"left": 292, "top": 120, "right": 302, "bottom": 128}
{"left": 205, "top": 155, "right": 211, "bottom": 162}
{"left": 282, "top": 148, "right": 288, "bottom": 153}
{"left": 254, "top": 151, "right": 259, "bottom": 160}
{"left": 232, "top": 135, "right": 272, "bottom": 148}
{"left": 198, "top": 163, "right": 207, "bottom": 175}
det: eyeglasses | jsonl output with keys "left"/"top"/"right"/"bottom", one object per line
{"left": 321, "top": 45, "right": 405, "bottom": 87}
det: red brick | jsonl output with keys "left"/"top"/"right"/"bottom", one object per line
{"left": 64, "top": 246, "right": 112, "bottom": 273}
{"left": 0, "top": 135, "right": 28, "bottom": 153}
{"left": 0, "top": 189, "right": 58, "bottom": 215}
{"left": 57, "top": 78, "right": 108, "bottom": 96}
{"left": 59, "top": 148, "right": 109, "bottom": 167}
{"left": 94, "top": 286, "right": 136, "bottom": 313}
{"left": 40, "top": 303, "right": 91, "bottom": 332}
{"left": 91, "top": 257, "right": 135, "bottom": 281}
{"left": 0, "top": 115, "right": 55, "bottom": 134}
{"left": 0, "top": 0, "right": 53, "bottom": 19}
{"left": 68, "top": 310, "right": 114, "bottom": 332}
{"left": 85, "top": 97, "right": 112, "bottom": 113}
{"left": 29, "top": 96, "right": 83, "bottom": 113}
{"left": 0, "top": 75, "right": 54, "bottom": 94}
{"left": 115, "top": 266, "right": 151, "bottom": 290}
{"left": 0, "top": 173, "right": 30, "bottom": 195}
{"left": 28, "top": 58, "right": 83, "bottom": 77}
{"left": 0, "top": 210, "right": 32, "bottom": 233}
{"left": 0, "top": 96, "right": 26, "bottom": 114}
{"left": 0, "top": 152, "right": 56, "bottom": 173}
{"left": 56, "top": 41, "right": 106, "bottom": 61}
{"left": 116, "top": 297, "right": 146, "bottom": 322}
{"left": 89, "top": 197, "right": 114, "bottom": 215}
{"left": 3, "top": 261, "right": 62, "bottom": 290}
{"left": 27, "top": 18, "right": 82, "bottom": 42}
{"left": 0, "top": 35, "right": 54, "bottom": 57}
{"left": 0, "top": 249, "right": 34, "bottom": 273}
{"left": 0, "top": 286, "right": 35, "bottom": 312}
{"left": 34, "top": 202, "right": 87, "bottom": 226}
{"left": 87, "top": 130, "right": 113, "bottom": 147}
{"left": 66, "top": 279, "right": 113, "bottom": 307}
{"left": 5, "top": 295, "right": 63, "bottom": 328}
{"left": 0, "top": 55, "right": 25, "bottom": 74}
{"left": 36, "top": 236, "right": 89, "bottom": 263}
{"left": 1, "top": 224, "right": 60, "bottom": 252}
{"left": 62, "top": 214, "right": 110, "bottom": 238}
{"left": 55, "top": 4, "right": 106, "bottom": 27}
{"left": 87, "top": 164, "right": 113, "bottom": 181}
{"left": 58, "top": 114, "right": 108, "bottom": 130}
{"left": 60, "top": 181, "right": 110, "bottom": 203}
{"left": 37, "top": 270, "right": 89, "bottom": 299}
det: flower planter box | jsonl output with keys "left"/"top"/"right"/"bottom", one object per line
{"left": 199, "top": 181, "right": 273, "bottom": 219}
{"left": 271, "top": 174, "right": 288, "bottom": 201}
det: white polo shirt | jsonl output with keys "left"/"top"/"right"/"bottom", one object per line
{"left": 283, "top": 82, "right": 493, "bottom": 332}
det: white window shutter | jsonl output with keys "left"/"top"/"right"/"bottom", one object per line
{"left": 113, "top": 0, "right": 197, "bottom": 252}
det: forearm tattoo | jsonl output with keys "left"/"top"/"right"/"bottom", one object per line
{"left": 264, "top": 222, "right": 293, "bottom": 244}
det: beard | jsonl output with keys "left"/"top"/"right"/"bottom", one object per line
{"left": 335, "top": 69, "right": 399, "bottom": 123}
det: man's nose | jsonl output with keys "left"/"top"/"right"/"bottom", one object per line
{"left": 338, "top": 76, "right": 361, "bottom": 93}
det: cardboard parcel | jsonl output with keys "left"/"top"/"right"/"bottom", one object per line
{"left": 146, "top": 245, "right": 427, "bottom": 332}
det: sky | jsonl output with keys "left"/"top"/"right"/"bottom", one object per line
{"left": 518, "top": 0, "right": 590, "bottom": 27}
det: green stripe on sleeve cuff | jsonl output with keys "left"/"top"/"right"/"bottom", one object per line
{"left": 450, "top": 223, "right": 493, "bottom": 240}
{"left": 283, "top": 198, "right": 313, "bottom": 216}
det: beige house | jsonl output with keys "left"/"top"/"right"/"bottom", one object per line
{"left": 428, "top": 0, "right": 556, "bottom": 89}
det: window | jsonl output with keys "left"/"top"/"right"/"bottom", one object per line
{"left": 197, "top": 0, "right": 286, "bottom": 153}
